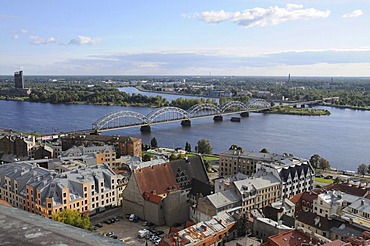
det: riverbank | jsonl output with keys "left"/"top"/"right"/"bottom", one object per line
{"left": 134, "top": 85, "right": 219, "bottom": 99}
{"left": 266, "top": 106, "right": 331, "bottom": 116}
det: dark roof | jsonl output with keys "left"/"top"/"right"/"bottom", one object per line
{"left": 0, "top": 204, "right": 127, "bottom": 245}
{"left": 188, "top": 178, "right": 213, "bottom": 197}
{"left": 279, "top": 163, "right": 313, "bottom": 182}
{"left": 170, "top": 156, "right": 209, "bottom": 190}
{"left": 297, "top": 211, "right": 343, "bottom": 232}
{"left": 280, "top": 214, "right": 295, "bottom": 228}
{"left": 262, "top": 206, "right": 281, "bottom": 221}
{"left": 323, "top": 183, "right": 370, "bottom": 197}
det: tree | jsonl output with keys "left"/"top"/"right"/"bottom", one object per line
{"left": 197, "top": 139, "right": 213, "bottom": 154}
{"left": 142, "top": 153, "right": 152, "bottom": 162}
{"left": 310, "top": 154, "right": 320, "bottom": 169}
{"left": 185, "top": 142, "right": 191, "bottom": 152}
{"left": 358, "top": 163, "right": 367, "bottom": 176}
{"left": 260, "top": 148, "right": 269, "bottom": 153}
{"left": 333, "top": 177, "right": 341, "bottom": 184}
{"left": 52, "top": 209, "right": 92, "bottom": 230}
{"left": 319, "top": 158, "right": 330, "bottom": 170}
{"left": 150, "top": 137, "right": 158, "bottom": 149}
{"left": 310, "top": 154, "right": 330, "bottom": 170}
{"left": 367, "top": 164, "right": 370, "bottom": 174}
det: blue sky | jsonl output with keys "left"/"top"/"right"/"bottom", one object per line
{"left": 1, "top": 0, "right": 369, "bottom": 76}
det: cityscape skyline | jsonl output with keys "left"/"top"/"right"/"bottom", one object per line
{"left": 1, "top": 1, "right": 370, "bottom": 76}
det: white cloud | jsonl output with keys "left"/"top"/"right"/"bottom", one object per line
{"left": 195, "top": 4, "right": 330, "bottom": 27}
{"left": 29, "top": 36, "right": 58, "bottom": 45}
{"left": 342, "top": 9, "right": 363, "bottom": 18}
{"left": 20, "top": 29, "right": 28, "bottom": 33}
{"left": 12, "top": 34, "right": 19, "bottom": 40}
{"left": 68, "top": 36, "right": 101, "bottom": 45}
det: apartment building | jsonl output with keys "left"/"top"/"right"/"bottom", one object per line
{"left": 61, "top": 134, "right": 142, "bottom": 158}
{"left": 234, "top": 173, "right": 281, "bottom": 213}
{"left": 257, "top": 157, "right": 314, "bottom": 199}
{"left": 0, "top": 134, "right": 36, "bottom": 159}
{"left": 0, "top": 162, "right": 119, "bottom": 218}
{"left": 219, "top": 149, "right": 291, "bottom": 177}
{"left": 63, "top": 145, "right": 120, "bottom": 169}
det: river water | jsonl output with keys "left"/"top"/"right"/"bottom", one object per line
{"left": 0, "top": 87, "right": 369, "bottom": 171}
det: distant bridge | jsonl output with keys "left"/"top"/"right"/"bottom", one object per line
{"left": 90, "top": 98, "right": 330, "bottom": 133}
{"left": 92, "top": 99, "right": 271, "bottom": 132}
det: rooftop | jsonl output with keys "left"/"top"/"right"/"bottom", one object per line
{"left": 0, "top": 204, "right": 127, "bottom": 245}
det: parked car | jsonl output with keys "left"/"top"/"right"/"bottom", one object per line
{"left": 94, "top": 223, "right": 103, "bottom": 228}
{"left": 138, "top": 229, "right": 150, "bottom": 238}
{"left": 129, "top": 214, "right": 140, "bottom": 222}
{"left": 104, "top": 220, "right": 111, "bottom": 225}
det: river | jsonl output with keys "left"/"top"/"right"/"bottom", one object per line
{"left": 0, "top": 87, "right": 369, "bottom": 171}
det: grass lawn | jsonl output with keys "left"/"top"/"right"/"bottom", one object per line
{"left": 186, "top": 153, "right": 219, "bottom": 162}
{"left": 315, "top": 177, "right": 334, "bottom": 184}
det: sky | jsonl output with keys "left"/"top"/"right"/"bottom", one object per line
{"left": 1, "top": 0, "right": 370, "bottom": 76}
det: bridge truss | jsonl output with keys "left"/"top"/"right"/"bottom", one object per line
{"left": 92, "top": 99, "right": 271, "bottom": 131}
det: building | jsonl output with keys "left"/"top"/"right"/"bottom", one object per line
{"left": 233, "top": 173, "right": 281, "bottom": 213}
{"left": 0, "top": 134, "right": 36, "bottom": 159}
{"left": 62, "top": 145, "right": 120, "bottom": 169}
{"left": 14, "top": 70, "right": 24, "bottom": 89}
{"left": 256, "top": 158, "right": 314, "bottom": 199}
{"left": 161, "top": 209, "right": 238, "bottom": 246}
{"left": 61, "top": 134, "right": 142, "bottom": 158}
{"left": 252, "top": 218, "right": 291, "bottom": 242}
{"left": 314, "top": 191, "right": 343, "bottom": 218}
{"left": 191, "top": 189, "right": 241, "bottom": 223}
{"left": 122, "top": 156, "right": 209, "bottom": 226}
{"left": 262, "top": 229, "right": 321, "bottom": 246}
{"left": 0, "top": 162, "right": 119, "bottom": 218}
{"left": 219, "top": 149, "right": 292, "bottom": 177}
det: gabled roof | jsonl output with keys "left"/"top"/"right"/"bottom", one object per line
{"left": 169, "top": 156, "right": 209, "bottom": 189}
{"left": 323, "top": 183, "right": 370, "bottom": 197}
{"left": 207, "top": 189, "right": 240, "bottom": 209}
{"left": 297, "top": 211, "right": 342, "bottom": 232}
{"left": 135, "top": 162, "right": 178, "bottom": 195}
{"left": 188, "top": 178, "right": 213, "bottom": 197}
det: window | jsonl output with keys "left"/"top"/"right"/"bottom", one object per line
{"left": 84, "top": 187, "right": 87, "bottom": 192}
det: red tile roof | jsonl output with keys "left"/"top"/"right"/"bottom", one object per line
{"left": 321, "top": 239, "right": 351, "bottom": 246}
{"left": 143, "top": 192, "right": 163, "bottom": 204}
{"left": 263, "top": 229, "right": 316, "bottom": 246}
{"left": 135, "top": 162, "right": 179, "bottom": 196}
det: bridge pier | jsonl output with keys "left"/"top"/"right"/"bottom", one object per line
{"left": 140, "top": 125, "right": 151, "bottom": 132}
{"left": 213, "top": 115, "right": 223, "bottom": 122}
{"left": 181, "top": 119, "right": 191, "bottom": 127}
{"left": 240, "top": 112, "right": 249, "bottom": 117}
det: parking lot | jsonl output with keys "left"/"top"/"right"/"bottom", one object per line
{"left": 91, "top": 209, "right": 170, "bottom": 245}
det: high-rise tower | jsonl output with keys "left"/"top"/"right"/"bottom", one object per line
{"left": 14, "top": 70, "right": 24, "bottom": 89}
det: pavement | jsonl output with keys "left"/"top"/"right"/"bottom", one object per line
{"left": 91, "top": 207, "right": 170, "bottom": 246}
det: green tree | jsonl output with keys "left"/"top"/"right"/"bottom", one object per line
{"left": 333, "top": 177, "right": 341, "bottom": 184}
{"left": 185, "top": 142, "right": 191, "bottom": 152}
{"left": 310, "top": 154, "right": 330, "bottom": 170}
{"left": 260, "top": 148, "right": 269, "bottom": 153}
{"left": 52, "top": 209, "right": 92, "bottom": 230}
{"left": 358, "top": 163, "right": 367, "bottom": 176}
{"left": 142, "top": 153, "right": 152, "bottom": 162}
{"left": 319, "top": 157, "right": 330, "bottom": 170}
{"left": 150, "top": 137, "right": 158, "bottom": 148}
{"left": 367, "top": 164, "right": 370, "bottom": 174}
{"left": 197, "top": 139, "right": 213, "bottom": 154}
